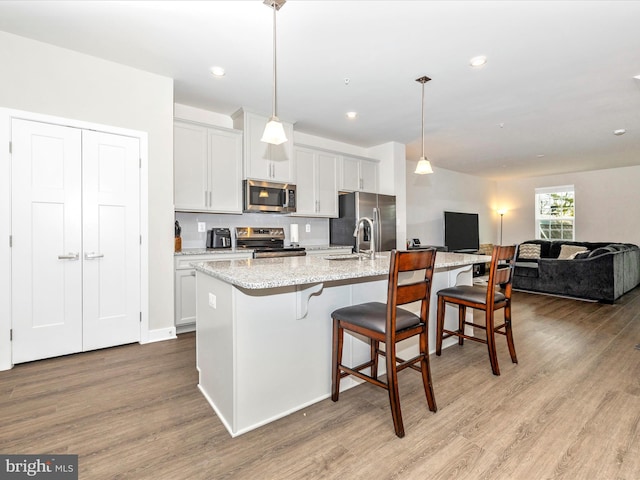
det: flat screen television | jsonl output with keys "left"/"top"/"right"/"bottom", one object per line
{"left": 444, "top": 211, "right": 480, "bottom": 253}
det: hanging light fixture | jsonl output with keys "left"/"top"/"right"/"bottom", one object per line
{"left": 261, "top": 0, "right": 288, "bottom": 145}
{"left": 414, "top": 76, "right": 434, "bottom": 175}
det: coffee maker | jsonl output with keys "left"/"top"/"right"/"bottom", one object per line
{"left": 206, "top": 228, "right": 231, "bottom": 249}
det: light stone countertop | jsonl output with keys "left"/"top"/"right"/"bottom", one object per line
{"left": 194, "top": 251, "right": 491, "bottom": 290}
{"left": 175, "top": 248, "right": 250, "bottom": 256}
{"left": 174, "top": 245, "right": 352, "bottom": 256}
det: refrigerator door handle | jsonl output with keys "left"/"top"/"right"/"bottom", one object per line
{"left": 373, "top": 207, "right": 380, "bottom": 252}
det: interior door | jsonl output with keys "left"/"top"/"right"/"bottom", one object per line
{"left": 82, "top": 131, "right": 140, "bottom": 350}
{"left": 11, "top": 119, "right": 83, "bottom": 363}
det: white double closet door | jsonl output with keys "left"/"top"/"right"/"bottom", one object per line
{"left": 11, "top": 119, "right": 141, "bottom": 364}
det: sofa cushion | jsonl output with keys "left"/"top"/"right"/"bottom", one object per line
{"left": 558, "top": 244, "right": 589, "bottom": 259}
{"left": 518, "top": 243, "right": 541, "bottom": 259}
{"left": 574, "top": 251, "right": 591, "bottom": 259}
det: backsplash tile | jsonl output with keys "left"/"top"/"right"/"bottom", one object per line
{"left": 175, "top": 212, "right": 330, "bottom": 249}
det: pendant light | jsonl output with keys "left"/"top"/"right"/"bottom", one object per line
{"left": 414, "top": 76, "right": 434, "bottom": 175}
{"left": 261, "top": 0, "right": 288, "bottom": 145}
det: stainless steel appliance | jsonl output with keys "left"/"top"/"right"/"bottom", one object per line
{"left": 330, "top": 192, "right": 397, "bottom": 252}
{"left": 235, "top": 227, "right": 306, "bottom": 258}
{"left": 207, "top": 228, "right": 231, "bottom": 249}
{"left": 243, "top": 180, "right": 296, "bottom": 213}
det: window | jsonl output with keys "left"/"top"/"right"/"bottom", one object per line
{"left": 535, "top": 186, "right": 575, "bottom": 240}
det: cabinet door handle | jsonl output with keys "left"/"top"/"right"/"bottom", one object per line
{"left": 204, "top": 190, "right": 208, "bottom": 207}
{"left": 190, "top": 271, "right": 196, "bottom": 276}
{"left": 58, "top": 252, "right": 79, "bottom": 260}
{"left": 208, "top": 191, "right": 212, "bottom": 206}
{"left": 85, "top": 252, "right": 104, "bottom": 260}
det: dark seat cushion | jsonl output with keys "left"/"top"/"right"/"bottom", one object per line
{"left": 331, "top": 302, "right": 421, "bottom": 334}
{"left": 437, "top": 285, "right": 506, "bottom": 304}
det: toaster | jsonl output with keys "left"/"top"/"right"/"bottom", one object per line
{"left": 207, "top": 228, "right": 231, "bottom": 249}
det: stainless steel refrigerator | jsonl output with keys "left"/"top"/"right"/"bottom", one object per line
{"left": 330, "top": 192, "right": 397, "bottom": 252}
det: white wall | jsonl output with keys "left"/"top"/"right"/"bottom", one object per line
{"left": 496, "top": 165, "right": 640, "bottom": 246}
{"left": 406, "top": 161, "right": 498, "bottom": 249}
{"left": 0, "top": 32, "right": 175, "bottom": 337}
{"left": 367, "top": 141, "right": 407, "bottom": 248}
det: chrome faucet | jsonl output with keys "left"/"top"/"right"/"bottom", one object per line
{"left": 353, "top": 216, "right": 375, "bottom": 260}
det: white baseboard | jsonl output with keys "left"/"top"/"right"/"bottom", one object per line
{"left": 142, "top": 327, "right": 177, "bottom": 344}
{"left": 176, "top": 323, "right": 195, "bottom": 334}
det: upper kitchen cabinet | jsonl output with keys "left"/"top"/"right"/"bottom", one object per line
{"left": 232, "top": 109, "right": 294, "bottom": 183}
{"left": 339, "top": 155, "right": 378, "bottom": 193}
{"left": 293, "top": 146, "right": 338, "bottom": 218}
{"left": 174, "top": 120, "right": 243, "bottom": 213}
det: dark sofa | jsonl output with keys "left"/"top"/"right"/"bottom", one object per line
{"left": 512, "top": 240, "right": 640, "bottom": 303}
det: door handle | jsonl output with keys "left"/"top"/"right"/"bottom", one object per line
{"left": 58, "top": 252, "right": 79, "bottom": 260}
{"left": 85, "top": 252, "right": 104, "bottom": 260}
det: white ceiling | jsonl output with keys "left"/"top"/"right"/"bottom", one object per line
{"left": 1, "top": 0, "right": 639, "bottom": 180}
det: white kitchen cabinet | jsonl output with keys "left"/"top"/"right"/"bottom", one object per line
{"left": 339, "top": 155, "right": 378, "bottom": 193}
{"left": 174, "top": 120, "right": 243, "bottom": 213}
{"left": 232, "top": 109, "right": 294, "bottom": 183}
{"left": 174, "top": 252, "right": 252, "bottom": 331}
{"left": 293, "top": 146, "right": 338, "bottom": 217}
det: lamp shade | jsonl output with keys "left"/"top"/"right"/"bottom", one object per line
{"left": 415, "top": 157, "right": 434, "bottom": 175}
{"left": 261, "top": 116, "right": 288, "bottom": 145}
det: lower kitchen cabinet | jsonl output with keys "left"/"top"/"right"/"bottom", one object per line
{"left": 175, "top": 252, "right": 252, "bottom": 332}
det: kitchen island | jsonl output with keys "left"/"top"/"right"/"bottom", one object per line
{"left": 194, "top": 251, "right": 490, "bottom": 437}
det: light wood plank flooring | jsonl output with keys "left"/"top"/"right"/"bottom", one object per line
{"left": 1, "top": 289, "right": 639, "bottom": 479}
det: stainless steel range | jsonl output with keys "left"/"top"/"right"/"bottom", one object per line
{"left": 235, "top": 227, "right": 306, "bottom": 258}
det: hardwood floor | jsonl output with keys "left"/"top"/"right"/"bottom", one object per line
{"left": 1, "top": 289, "right": 639, "bottom": 479}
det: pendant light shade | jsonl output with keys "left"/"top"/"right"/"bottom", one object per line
{"left": 261, "top": 0, "right": 288, "bottom": 145}
{"left": 261, "top": 115, "right": 287, "bottom": 145}
{"left": 414, "top": 76, "right": 434, "bottom": 175}
{"left": 415, "top": 156, "right": 434, "bottom": 175}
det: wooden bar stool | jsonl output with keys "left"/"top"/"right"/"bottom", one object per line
{"left": 435, "top": 245, "right": 517, "bottom": 375}
{"left": 331, "top": 249, "right": 437, "bottom": 438}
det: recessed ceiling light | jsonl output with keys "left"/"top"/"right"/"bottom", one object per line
{"left": 536, "top": 154, "right": 545, "bottom": 158}
{"left": 469, "top": 56, "right": 487, "bottom": 67}
{"left": 613, "top": 129, "right": 626, "bottom": 136}
{"left": 209, "top": 66, "right": 225, "bottom": 77}
{"left": 634, "top": 74, "right": 640, "bottom": 80}
{"left": 346, "top": 111, "right": 358, "bottom": 120}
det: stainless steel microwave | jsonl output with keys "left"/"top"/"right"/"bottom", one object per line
{"left": 243, "top": 180, "right": 296, "bottom": 213}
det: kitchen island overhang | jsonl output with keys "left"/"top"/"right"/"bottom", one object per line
{"left": 194, "top": 252, "right": 490, "bottom": 437}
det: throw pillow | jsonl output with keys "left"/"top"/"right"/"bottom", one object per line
{"left": 558, "top": 244, "right": 588, "bottom": 259}
{"left": 568, "top": 250, "right": 588, "bottom": 259}
{"left": 518, "top": 243, "right": 541, "bottom": 259}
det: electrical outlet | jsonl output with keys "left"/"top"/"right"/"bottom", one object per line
{"left": 305, "top": 224, "right": 311, "bottom": 233}
{"left": 198, "top": 222, "right": 206, "bottom": 233}
{"left": 208, "top": 293, "right": 216, "bottom": 309}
